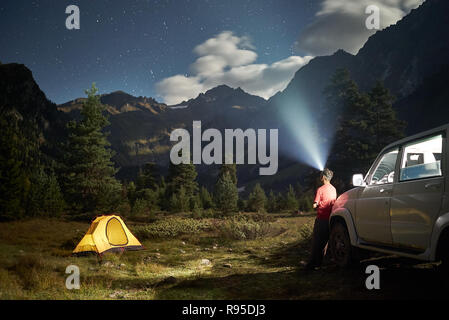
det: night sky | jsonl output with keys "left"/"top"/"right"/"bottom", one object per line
{"left": 0, "top": 0, "right": 318, "bottom": 104}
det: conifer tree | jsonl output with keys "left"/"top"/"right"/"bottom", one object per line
{"left": 214, "top": 172, "right": 238, "bottom": 215}
{"left": 166, "top": 159, "right": 198, "bottom": 203}
{"left": 63, "top": 84, "right": 121, "bottom": 214}
{"left": 200, "top": 186, "right": 214, "bottom": 209}
{"left": 285, "top": 184, "right": 299, "bottom": 211}
{"left": 0, "top": 116, "right": 26, "bottom": 219}
{"left": 325, "top": 69, "right": 405, "bottom": 190}
{"left": 136, "top": 162, "right": 158, "bottom": 190}
{"left": 218, "top": 163, "right": 237, "bottom": 185}
{"left": 248, "top": 183, "right": 267, "bottom": 213}
{"left": 267, "top": 190, "right": 278, "bottom": 213}
{"left": 367, "top": 81, "right": 406, "bottom": 153}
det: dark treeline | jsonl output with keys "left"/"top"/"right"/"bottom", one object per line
{"left": 324, "top": 68, "right": 405, "bottom": 193}
{"left": 0, "top": 69, "right": 405, "bottom": 220}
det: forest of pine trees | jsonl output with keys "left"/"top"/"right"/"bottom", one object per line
{"left": 0, "top": 70, "right": 405, "bottom": 220}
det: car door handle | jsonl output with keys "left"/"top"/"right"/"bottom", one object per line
{"left": 425, "top": 183, "right": 441, "bottom": 190}
{"left": 379, "top": 188, "right": 391, "bottom": 194}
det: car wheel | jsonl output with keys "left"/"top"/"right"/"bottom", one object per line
{"left": 438, "top": 235, "right": 449, "bottom": 286}
{"left": 330, "top": 222, "right": 357, "bottom": 268}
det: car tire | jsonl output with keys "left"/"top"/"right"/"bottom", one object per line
{"left": 438, "top": 234, "right": 449, "bottom": 286}
{"left": 329, "top": 221, "right": 358, "bottom": 268}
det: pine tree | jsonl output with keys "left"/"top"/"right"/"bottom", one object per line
{"left": 324, "top": 69, "right": 405, "bottom": 190}
{"left": 218, "top": 164, "right": 237, "bottom": 185}
{"left": 0, "top": 112, "right": 44, "bottom": 219}
{"left": 127, "top": 181, "right": 137, "bottom": 207}
{"left": 276, "top": 192, "right": 286, "bottom": 211}
{"left": 267, "top": 190, "right": 278, "bottom": 213}
{"left": 166, "top": 159, "right": 198, "bottom": 206}
{"left": 367, "top": 81, "right": 406, "bottom": 153}
{"left": 285, "top": 184, "right": 299, "bottom": 211}
{"left": 177, "top": 186, "right": 190, "bottom": 212}
{"left": 27, "top": 168, "right": 65, "bottom": 217}
{"left": 63, "top": 84, "right": 121, "bottom": 214}
{"left": 200, "top": 186, "right": 214, "bottom": 209}
{"left": 190, "top": 193, "right": 203, "bottom": 213}
{"left": 0, "top": 116, "right": 26, "bottom": 219}
{"left": 214, "top": 172, "right": 238, "bottom": 215}
{"left": 136, "top": 162, "right": 158, "bottom": 190}
{"left": 157, "top": 176, "right": 166, "bottom": 209}
{"left": 294, "top": 182, "right": 304, "bottom": 199}
{"left": 298, "top": 190, "right": 314, "bottom": 212}
{"left": 169, "top": 192, "right": 179, "bottom": 213}
{"left": 248, "top": 183, "right": 267, "bottom": 213}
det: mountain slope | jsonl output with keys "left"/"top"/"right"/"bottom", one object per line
{"left": 0, "top": 63, "right": 68, "bottom": 160}
{"left": 270, "top": 0, "right": 449, "bottom": 127}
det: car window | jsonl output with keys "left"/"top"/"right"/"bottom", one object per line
{"left": 400, "top": 134, "right": 443, "bottom": 181}
{"left": 369, "top": 149, "right": 399, "bottom": 185}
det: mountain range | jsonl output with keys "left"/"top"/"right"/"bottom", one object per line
{"left": 1, "top": 0, "right": 448, "bottom": 192}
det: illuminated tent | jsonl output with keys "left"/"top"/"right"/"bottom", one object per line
{"left": 73, "top": 215, "right": 143, "bottom": 255}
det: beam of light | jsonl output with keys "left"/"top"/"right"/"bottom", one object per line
{"left": 277, "top": 96, "right": 335, "bottom": 171}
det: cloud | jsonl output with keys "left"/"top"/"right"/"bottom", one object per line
{"left": 295, "top": 0, "right": 424, "bottom": 56}
{"left": 156, "top": 75, "right": 204, "bottom": 105}
{"left": 156, "top": 31, "right": 313, "bottom": 105}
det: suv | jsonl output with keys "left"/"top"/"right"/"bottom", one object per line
{"left": 329, "top": 124, "right": 449, "bottom": 269}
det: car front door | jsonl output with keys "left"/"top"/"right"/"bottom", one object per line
{"left": 390, "top": 133, "right": 445, "bottom": 251}
{"left": 355, "top": 148, "right": 399, "bottom": 245}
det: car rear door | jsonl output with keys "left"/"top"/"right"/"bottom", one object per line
{"left": 390, "top": 132, "right": 446, "bottom": 251}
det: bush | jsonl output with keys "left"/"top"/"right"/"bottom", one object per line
{"left": 202, "top": 208, "right": 214, "bottom": 218}
{"left": 116, "top": 201, "right": 131, "bottom": 216}
{"left": 217, "top": 215, "right": 283, "bottom": 240}
{"left": 133, "top": 217, "right": 212, "bottom": 239}
{"left": 132, "top": 198, "right": 148, "bottom": 215}
{"left": 298, "top": 221, "right": 314, "bottom": 243}
{"left": 241, "top": 212, "right": 277, "bottom": 222}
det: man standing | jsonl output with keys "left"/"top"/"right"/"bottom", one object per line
{"left": 301, "top": 168, "right": 337, "bottom": 270}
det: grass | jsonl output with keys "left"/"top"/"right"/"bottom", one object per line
{"left": 0, "top": 214, "right": 446, "bottom": 300}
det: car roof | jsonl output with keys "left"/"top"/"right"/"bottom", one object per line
{"left": 380, "top": 123, "right": 449, "bottom": 154}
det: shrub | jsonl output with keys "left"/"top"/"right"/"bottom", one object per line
{"left": 201, "top": 208, "right": 214, "bottom": 218}
{"left": 132, "top": 198, "right": 148, "bottom": 215}
{"left": 217, "top": 215, "right": 283, "bottom": 240}
{"left": 116, "top": 201, "right": 131, "bottom": 216}
{"left": 133, "top": 217, "right": 212, "bottom": 239}
{"left": 298, "top": 221, "right": 314, "bottom": 243}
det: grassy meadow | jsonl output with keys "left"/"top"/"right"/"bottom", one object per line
{"left": 0, "top": 213, "right": 445, "bottom": 300}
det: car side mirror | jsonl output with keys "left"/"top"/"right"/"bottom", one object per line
{"left": 352, "top": 174, "right": 365, "bottom": 187}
